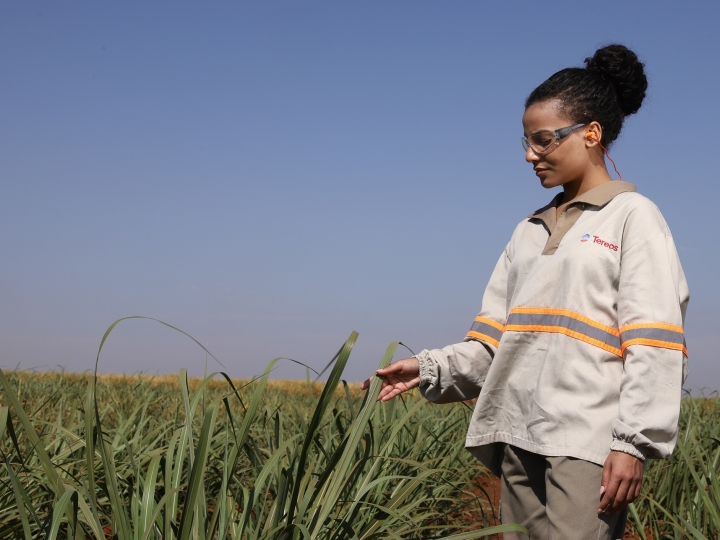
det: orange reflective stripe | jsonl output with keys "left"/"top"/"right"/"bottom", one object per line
{"left": 471, "top": 308, "right": 688, "bottom": 358}
{"left": 504, "top": 324, "right": 622, "bottom": 357}
{"left": 620, "top": 323, "right": 687, "bottom": 357}
{"left": 620, "top": 322, "right": 684, "bottom": 334}
{"left": 473, "top": 316, "right": 505, "bottom": 332}
{"left": 466, "top": 316, "right": 505, "bottom": 347}
{"left": 621, "top": 338, "right": 688, "bottom": 356}
{"left": 466, "top": 330, "right": 500, "bottom": 348}
{"left": 505, "top": 308, "right": 622, "bottom": 356}
{"left": 510, "top": 307, "right": 619, "bottom": 336}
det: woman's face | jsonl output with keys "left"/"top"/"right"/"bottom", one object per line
{"left": 522, "top": 99, "right": 590, "bottom": 190}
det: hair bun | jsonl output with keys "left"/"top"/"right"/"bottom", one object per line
{"left": 585, "top": 44, "right": 647, "bottom": 117}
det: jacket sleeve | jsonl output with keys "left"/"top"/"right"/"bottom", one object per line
{"left": 416, "top": 248, "right": 509, "bottom": 404}
{"left": 612, "top": 204, "right": 690, "bottom": 461}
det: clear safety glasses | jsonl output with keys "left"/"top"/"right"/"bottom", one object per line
{"left": 521, "top": 123, "right": 586, "bottom": 155}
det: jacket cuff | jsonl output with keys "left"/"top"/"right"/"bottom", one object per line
{"left": 414, "top": 350, "right": 437, "bottom": 386}
{"left": 610, "top": 438, "right": 648, "bottom": 461}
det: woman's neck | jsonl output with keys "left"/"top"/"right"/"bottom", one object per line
{"left": 557, "top": 168, "right": 614, "bottom": 217}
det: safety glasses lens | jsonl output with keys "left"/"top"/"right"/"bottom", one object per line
{"left": 528, "top": 132, "right": 556, "bottom": 152}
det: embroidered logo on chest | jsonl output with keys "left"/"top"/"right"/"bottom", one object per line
{"left": 581, "top": 233, "right": 618, "bottom": 251}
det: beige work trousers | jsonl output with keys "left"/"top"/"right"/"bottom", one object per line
{"left": 500, "top": 445, "right": 627, "bottom": 540}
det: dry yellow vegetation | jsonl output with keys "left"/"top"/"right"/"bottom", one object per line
{"left": 9, "top": 369, "right": 363, "bottom": 398}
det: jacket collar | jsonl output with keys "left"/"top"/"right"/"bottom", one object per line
{"left": 571, "top": 180, "right": 637, "bottom": 206}
{"left": 528, "top": 181, "right": 637, "bottom": 221}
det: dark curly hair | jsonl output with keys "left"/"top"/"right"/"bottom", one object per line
{"left": 525, "top": 44, "right": 648, "bottom": 147}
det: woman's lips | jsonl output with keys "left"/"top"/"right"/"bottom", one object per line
{"left": 535, "top": 169, "right": 548, "bottom": 178}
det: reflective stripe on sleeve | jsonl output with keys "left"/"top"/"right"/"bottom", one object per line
{"left": 505, "top": 307, "right": 622, "bottom": 357}
{"left": 620, "top": 323, "right": 688, "bottom": 356}
{"left": 466, "top": 316, "right": 504, "bottom": 348}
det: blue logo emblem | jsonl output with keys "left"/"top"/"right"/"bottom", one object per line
{"left": 581, "top": 233, "right": 591, "bottom": 242}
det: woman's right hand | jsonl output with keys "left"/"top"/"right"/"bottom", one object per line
{"left": 360, "top": 357, "right": 421, "bottom": 402}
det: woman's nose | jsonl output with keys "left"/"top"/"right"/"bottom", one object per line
{"left": 525, "top": 146, "right": 539, "bottom": 164}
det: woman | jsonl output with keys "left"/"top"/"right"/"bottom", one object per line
{"left": 361, "top": 44, "right": 689, "bottom": 539}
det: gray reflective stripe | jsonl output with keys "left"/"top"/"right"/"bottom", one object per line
{"left": 468, "top": 320, "right": 503, "bottom": 342}
{"left": 620, "top": 327, "right": 684, "bottom": 345}
{"left": 507, "top": 312, "right": 621, "bottom": 350}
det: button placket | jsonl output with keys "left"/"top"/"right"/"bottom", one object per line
{"left": 542, "top": 204, "right": 585, "bottom": 256}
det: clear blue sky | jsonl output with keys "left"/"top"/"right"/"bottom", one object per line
{"left": 1, "top": 1, "right": 718, "bottom": 390}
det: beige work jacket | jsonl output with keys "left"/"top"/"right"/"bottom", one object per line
{"left": 416, "top": 181, "right": 689, "bottom": 476}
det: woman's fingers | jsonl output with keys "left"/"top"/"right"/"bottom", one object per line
{"left": 376, "top": 361, "right": 410, "bottom": 377}
{"left": 361, "top": 358, "right": 421, "bottom": 401}
{"left": 377, "top": 384, "right": 401, "bottom": 402}
{"left": 361, "top": 362, "right": 406, "bottom": 389}
{"left": 361, "top": 362, "right": 405, "bottom": 391}
{"left": 361, "top": 366, "right": 403, "bottom": 392}
{"left": 598, "top": 451, "right": 645, "bottom": 514}
{"left": 598, "top": 455, "right": 613, "bottom": 514}
{"left": 633, "top": 478, "right": 643, "bottom": 501}
{"left": 598, "top": 476, "right": 621, "bottom": 514}
{"left": 609, "top": 478, "right": 631, "bottom": 513}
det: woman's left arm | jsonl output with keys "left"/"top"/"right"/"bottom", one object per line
{"left": 600, "top": 202, "right": 690, "bottom": 513}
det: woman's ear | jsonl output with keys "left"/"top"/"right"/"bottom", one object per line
{"left": 584, "top": 122, "right": 603, "bottom": 147}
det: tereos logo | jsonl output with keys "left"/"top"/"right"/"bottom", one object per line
{"left": 592, "top": 235, "right": 618, "bottom": 251}
{"left": 581, "top": 233, "right": 618, "bottom": 251}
